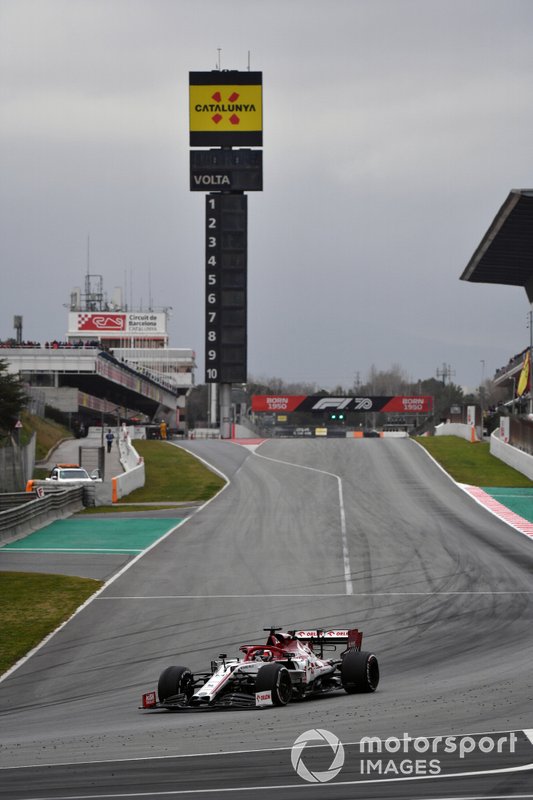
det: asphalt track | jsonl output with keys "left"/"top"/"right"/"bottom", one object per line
{"left": 0, "top": 437, "right": 532, "bottom": 799}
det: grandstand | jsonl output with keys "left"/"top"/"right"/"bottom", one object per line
{"left": 2, "top": 273, "right": 196, "bottom": 429}
{"left": 461, "top": 188, "right": 533, "bottom": 414}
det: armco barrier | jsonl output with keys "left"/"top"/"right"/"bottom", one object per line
{"left": 0, "top": 492, "right": 36, "bottom": 511}
{"left": 0, "top": 486, "right": 84, "bottom": 543}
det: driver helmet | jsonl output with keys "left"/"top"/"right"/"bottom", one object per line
{"left": 255, "top": 649, "right": 273, "bottom": 662}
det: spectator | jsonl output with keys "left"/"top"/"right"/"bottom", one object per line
{"left": 105, "top": 428, "right": 115, "bottom": 453}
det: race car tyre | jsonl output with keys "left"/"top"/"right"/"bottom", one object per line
{"left": 341, "top": 650, "right": 379, "bottom": 693}
{"left": 158, "top": 665, "right": 193, "bottom": 703}
{"left": 255, "top": 663, "right": 293, "bottom": 706}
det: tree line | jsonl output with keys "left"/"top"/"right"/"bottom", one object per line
{"left": 185, "top": 365, "right": 508, "bottom": 429}
{"left": 0, "top": 359, "right": 27, "bottom": 439}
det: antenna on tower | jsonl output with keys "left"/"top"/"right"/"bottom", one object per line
{"left": 436, "top": 363, "right": 456, "bottom": 385}
{"left": 247, "top": 50, "right": 251, "bottom": 71}
{"left": 216, "top": 48, "right": 221, "bottom": 71}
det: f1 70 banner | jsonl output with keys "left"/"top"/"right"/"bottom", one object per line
{"left": 252, "top": 396, "right": 433, "bottom": 413}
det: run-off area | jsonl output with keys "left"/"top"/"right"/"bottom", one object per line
{"left": 0, "top": 518, "right": 183, "bottom": 555}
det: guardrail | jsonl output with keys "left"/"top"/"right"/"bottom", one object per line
{"left": 0, "top": 486, "right": 84, "bottom": 543}
{"left": 0, "top": 492, "right": 36, "bottom": 511}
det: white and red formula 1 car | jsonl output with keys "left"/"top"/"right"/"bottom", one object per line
{"left": 141, "top": 626, "right": 379, "bottom": 711}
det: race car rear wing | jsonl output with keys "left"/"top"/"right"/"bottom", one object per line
{"left": 290, "top": 629, "right": 363, "bottom": 653}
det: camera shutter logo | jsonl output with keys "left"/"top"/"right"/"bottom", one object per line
{"left": 291, "top": 728, "right": 345, "bottom": 783}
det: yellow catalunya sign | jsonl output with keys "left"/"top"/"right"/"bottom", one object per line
{"left": 189, "top": 71, "right": 262, "bottom": 147}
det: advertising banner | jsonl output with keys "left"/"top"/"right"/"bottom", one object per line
{"left": 69, "top": 312, "right": 167, "bottom": 336}
{"left": 189, "top": 71, "right": 263, "bottom": 147}
{"left": 252, "top": 395, "right": 433, "bottom": 414}
{"left": 499, "top": 416, "right": 510, "bottom": 443}
{"left": 252, "top": 396, "right": 307, "bottom": 412}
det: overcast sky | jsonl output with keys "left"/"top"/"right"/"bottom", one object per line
{"left": 1, "top": 0, "right": 532, "bottom": 390}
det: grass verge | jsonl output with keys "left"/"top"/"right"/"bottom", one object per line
{"left": 415, "top": 436, "right": 533, "bottom": 487}
{"left": 21, "top": 411, "right": 72, "bottom": 462}
{"left": 0, "top": 572, "right": 103, "bottom": 675}
{"left": 0, "top": 441, "right": 221, "bottom": 675}
{"left": 80, "top": 504, "right": 187, "bottom": 514}
{"left": 116, "top": 440, "right": 225, "bottom": 503}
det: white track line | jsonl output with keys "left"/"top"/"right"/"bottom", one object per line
{"left": 9, "top": 764, "right": 533, "bottom": 799}
{"left": 2, "top": 726, "right": 530, "bottom": 770}
{"left": 247, "top": 447, "right": 353, "bottom": 595}
{"left": 95, "top": 591, "right": 533, "bottom": 600}
{"left": 1, "top": 548, "right": 143, "bottom": 553}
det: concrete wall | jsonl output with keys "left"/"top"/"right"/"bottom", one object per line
{"left": 124, "top": 425, "right": 147, "bottom": 440}
{"left": 118, "top": 431, "right": 141, "bottom": 471}
{"left": 189, "top": 428, "right": 220, "bottom": 439}
{"left": 435, "top": 422, "right": 478, "bottom": 442}
{"left": 112, "top": 432, "right": 145, "bottom": 501}
{"left": 490, "top": 428, "right": 533, "bottom": 481}
{"left": 113, "top": 462, "right": 145, "bottom": 501}
{"left": 40, "top": 386, "right": 79, "bottom": 412}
